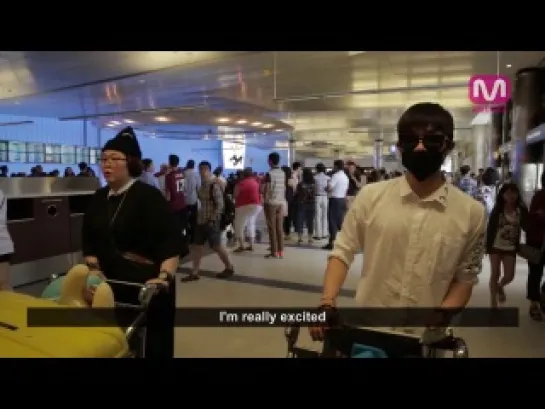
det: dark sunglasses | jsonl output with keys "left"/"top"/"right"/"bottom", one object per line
{"left": 398, "top": 133, "right": 448, "bottom": 151}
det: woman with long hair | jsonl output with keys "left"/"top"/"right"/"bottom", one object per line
{"left": 295, "top": 168, "right": 316, "bottom": 245}
{"left": 485, "top": 182, "right": 528, "bottom": 308}
{"left": 345, "top": 161, "right": 362, "bottom": 208}
{"left": 233, "top": 167, "right": 262, "bottom": 252}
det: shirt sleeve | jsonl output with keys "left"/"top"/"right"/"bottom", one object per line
{"left": 329, "top": 188, "right": 366, "bottom": 267}
{"left": 453, "top": 205, "right": 486, "bottom": 285}
{"left": 146, "top": 188, "right": 182, "bottom": 262}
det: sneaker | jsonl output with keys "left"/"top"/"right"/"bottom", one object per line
{"left": 217, "top": 267, "right": 235, "bottom": 279}
{"left": 277, "top": 251, "right": 284, "bottom": 259}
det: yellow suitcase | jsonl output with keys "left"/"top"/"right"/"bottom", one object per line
{"left": 0, "top": 291, "right": 129, "bottom": 358}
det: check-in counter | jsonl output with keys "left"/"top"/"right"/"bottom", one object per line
{"left": 2, "top": 177, "right": 100, "bottom": 288}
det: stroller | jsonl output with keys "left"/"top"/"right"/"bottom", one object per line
{"left": 285, "top": 324, "right": 469, "bottom": 358}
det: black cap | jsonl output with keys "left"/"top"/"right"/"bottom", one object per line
{"left": 102, "top": 127, "right": 142, "bottom": 159}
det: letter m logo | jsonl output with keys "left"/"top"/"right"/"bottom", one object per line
{"left": 469, "top": 75, "right": 511, "bottom": 105}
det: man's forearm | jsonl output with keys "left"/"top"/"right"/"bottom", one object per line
{"left": 321, "top": 257, "right": 349, "bottom": 305}
{"left": 440, "top": 281, "right": 473, "bottom": 309}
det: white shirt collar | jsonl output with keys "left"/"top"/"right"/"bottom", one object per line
{"left": 108, "top": 179, "right": 136, "bottom": 197}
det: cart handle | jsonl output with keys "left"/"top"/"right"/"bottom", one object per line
{"left": 284, "top": 323, "right": 468, "bottom": 357}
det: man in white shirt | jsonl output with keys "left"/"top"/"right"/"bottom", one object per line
{"left": 311, "top": 102, "right": 486, "bottom": 339}
{"left": 314, "top": 162, "right": 331, "bottom": 240}
{"left": 322, "top": 159, "right": 349, "bottom": 250}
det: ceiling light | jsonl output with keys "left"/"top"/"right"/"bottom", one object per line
{"left": 155, "top": 116, "right": 169, "bottom": 122}
{"left": 124, "top": 119, "right": 135, "bottom": 124}
{"left": 106, "top": 123, "right": 116, "bottom": 127}
{"left": 217, "top": 117, "right": 230, "bottom": 123}
{"left": 251, "top": 121, "right": 262, "bottom": 126}
{"left": 110, "top": 120, "right": 121, "bottom": 125}
{"left": 263, "top": 124, "right": 274, "bottom": 128}
{"left": 275, "top": 129, "right": 284, "bottom": 132}
{"left": 236, "top": 119, "right": 247, "bottom": 125}
{"left": 506, "top": 64, "right": 512, "bottom": 68}
{"left": 139, "top": 79, "right": 146, "bottom": 84}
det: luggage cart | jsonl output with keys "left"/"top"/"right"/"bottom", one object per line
{"left": 285, "top": 324, "right": 469, "bottom": 358}
{"left": 48, "top": 274, "right": 163, "bottom": 358}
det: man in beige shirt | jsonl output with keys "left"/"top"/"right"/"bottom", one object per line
{"left": 311, "top": 102, "right": 486, "bottom": 339}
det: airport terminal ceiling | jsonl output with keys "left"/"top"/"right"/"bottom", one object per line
{"left": 0, "top": 51, "right": 543, "bottom": 155}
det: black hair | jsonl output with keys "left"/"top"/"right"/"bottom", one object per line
{"left": 242, "top": 167, "right": 253, "bottom": 178}
{"left": 316, "top": 163, "right": 325, "bottom": 173}
{"left": 481, "top": 167, "right": 499, "bottom": 186}
{"left": 302, "top": 168, "right": 314, "bottom": 184}
{"left": 397, "top": 102, "right": 455, "bottom": 142}
{"left": 268, "top": 152, "right": 280, "bottom": 166}
{"left": 199, "top": 160, "right": 211, "bottom": 171}
{"left": 333, "top": 159, "right": 344, "bottom": 171}
{"left": 492, "top": 182, "right": 526, "bottom": 214}
{"left": 186, "top": 159, "right": 195, "bottom": 169}
{"left": 78, "top": 162, "right": 87, "bottom": 171}
{"left": 213, "top": 166, "right": 223, "bottom": 177}
{"left": 168, "top": 154, "right": 179, "bottom": 167}
{"left": 460, "top": 165, "right": 471, "bottom": 176}
{"left": 292, "top": 161, "right": 301, "bottom": 171}
{"left": 142, "top": 158, "right": 153, "bottom": 170}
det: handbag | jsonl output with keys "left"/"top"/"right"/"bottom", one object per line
{"left": 518, "top": 243, "right": 543, "bottom": 265}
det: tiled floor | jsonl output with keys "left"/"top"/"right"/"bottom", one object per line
{"left": 16, "top": 239, "right": 545, "bottom": 358}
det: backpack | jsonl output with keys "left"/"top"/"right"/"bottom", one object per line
{"left": 210, "top": 183, "right": 235, "bottom": 231}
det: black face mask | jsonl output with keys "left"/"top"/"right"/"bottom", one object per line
{"left": 401, "top": 149, "right": 445, "bottom": 181}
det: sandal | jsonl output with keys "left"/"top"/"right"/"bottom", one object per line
{"left": 233, "top": 247, "right": 245, "bottom": 253}
{"left": 529, "top": 304, "right": 543, "bottom": 321}
{"left": 181, "top": 274, "right": 200, "bottom": 283}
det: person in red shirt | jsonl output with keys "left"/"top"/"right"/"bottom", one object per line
{"left": 165, "top": 154, "right": 188, "bottom": 253}
{"left": 526, "top": 172, "right": 545, "bottom": 320}
{"left": 233, "top": 167, "right": 262, "bottom": 252}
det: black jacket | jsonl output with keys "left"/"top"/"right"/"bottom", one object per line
{"left": 485, "top": 206, "right": 528, "bottom": 253}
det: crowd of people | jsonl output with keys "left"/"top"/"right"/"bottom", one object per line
{"left": 0, "top": 162, "right": 97, "bottom": 178}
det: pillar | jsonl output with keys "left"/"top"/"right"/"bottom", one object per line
{"left": 471, "top": 124, "right": 494, "bottom": 171}
{"left": 288, "top": 134, "right": 295, "bottom": 166}
{"left": 511, "top": 67, "right": 545, "bottom": 185}
{"left": 373, "top": 139, "right": 383, "bottom": 169}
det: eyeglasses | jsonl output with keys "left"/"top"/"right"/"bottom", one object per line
{"left": 100, "top": 156, "right": 127, "bottom": 165}
{"left": 398, "top": 133, "right": 448, "bottom": 151}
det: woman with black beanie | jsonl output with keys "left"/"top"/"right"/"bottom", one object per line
{"left": 81, "top": 127, "right": 181, "bottom": 358}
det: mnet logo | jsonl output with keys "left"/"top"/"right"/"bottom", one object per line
{"left": 469, "top": 75, "right": 511, "bottom": 111}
